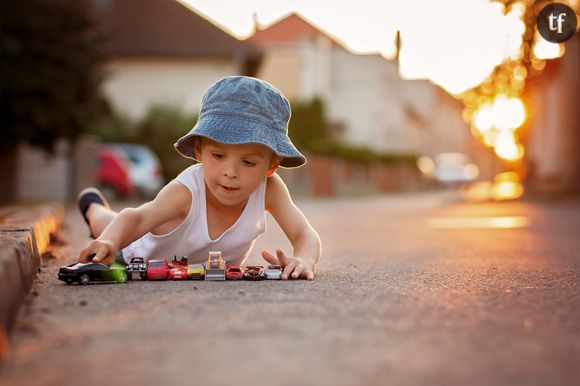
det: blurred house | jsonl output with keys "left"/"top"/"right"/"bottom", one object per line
{"left": 248, "top": 13, "right": 477, "bottom": 161}
{"left": 91, "top": 0, "right": 262, "bottom": 119}
{"left": 525, "top": 34, "right": 580, "bottom": 193}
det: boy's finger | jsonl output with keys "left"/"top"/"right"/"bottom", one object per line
{"left": 276, "top": 249, "right": 289, "bottom": 265}
{"left": 261, "top": 250, "right": 280, "bottom": 265}
{"left": 281, "top": 260, "right": 298, "bottom": 280}
{"left": 304, "top": 270, "right": 315, "bottom": 281}
{"left": 78, "top": 249, "right": 88, "bottom": 262}
{"left": 291, "top": 263, "right": 305, "bottom": 279}
{"left": 92, "top": 247, "right": 108, "bottom": 263}
{"left": 78, "top": 246, "right": 93, "bottom": 262}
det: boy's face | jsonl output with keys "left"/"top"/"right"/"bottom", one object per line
{"left": 194, "top": 137, "right": 280, "bottom": 207}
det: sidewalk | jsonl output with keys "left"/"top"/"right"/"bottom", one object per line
{"left": 0, "top": 203, "right": 64, "bottom": 362}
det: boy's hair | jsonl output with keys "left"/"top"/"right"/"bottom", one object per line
{"left": 174, "top": 76, "right": 307, "bottom": 169}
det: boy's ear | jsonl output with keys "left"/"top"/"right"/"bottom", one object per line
{"left": 265, "top": 156, "right": 282, "bottom": 177}
{"left": 193, "top": 138, "right": 202, "bottom": 161}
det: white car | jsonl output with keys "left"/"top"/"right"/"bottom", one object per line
{"left": 434, "top": 153, "right": 479, "bottom": 185}
{"left": 107, "top": 144, "right": 164, "bottom": 199}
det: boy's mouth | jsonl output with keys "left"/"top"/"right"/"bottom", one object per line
{"left": 219, "top": 184, "right": 239, "bottom": 192}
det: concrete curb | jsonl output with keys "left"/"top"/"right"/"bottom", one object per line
{"left": 0, "top": 203, "right": 64, "bottom": 361}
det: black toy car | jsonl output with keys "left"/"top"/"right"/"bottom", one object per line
{"left": 243, "top": 265, "right": 266, "bottom": 281}
{"left": 127, "top": 257, "right": 147, "bottom": 280}
{"left": 58, "top": 262, "right": 128, "bottom": 285}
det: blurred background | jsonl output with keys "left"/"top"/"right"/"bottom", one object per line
{"left": 1, "top": 0, "right": 579, "bottom": 203}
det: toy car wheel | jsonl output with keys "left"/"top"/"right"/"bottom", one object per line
{"left": 79, "top": 274, "right": 90, "bottom": 285}
{"left": 64, "top": 278, "right": 74, "bottom": 285}
{"left": 140, "top": 272, "right": 147, "bottom": 280}
{"left": 116, "top": 271, "right": 128, "bottom": 283}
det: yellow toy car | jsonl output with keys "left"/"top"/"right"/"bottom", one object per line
{"left": 187, "top": 264, "right": 205, "bottom": 280}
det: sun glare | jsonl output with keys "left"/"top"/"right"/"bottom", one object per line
{"left": 470, "top": 94, "right": 526, "bottom": 161}
{"left": 533, "top": 39, "right": 565, "bottom": 60}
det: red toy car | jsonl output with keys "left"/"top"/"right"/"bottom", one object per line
{"left": 226, "top": 265, "right": 244, "bottom": 280}
{"left": 168, "top": 264, "right": 188, "bottom": 280}
{"left": 147, "top": 259, "right": 169, "bottom": 280}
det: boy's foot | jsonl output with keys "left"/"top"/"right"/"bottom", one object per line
{"left": 77, "top": 187, "right": 110, "bottom": 236}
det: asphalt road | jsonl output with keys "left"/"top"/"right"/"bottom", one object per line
{"left": 1, "top": 192, "right": 579, "bottom": 386}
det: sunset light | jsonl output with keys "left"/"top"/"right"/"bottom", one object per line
{"left": 179, "top": 0, "right": 577, "bottom": 170}
{"left": 470, "top": 94, "right": 527, "bottom": 162}
{"left": 533, "top": 38, "right": 565, "bottom": 60}
{"left": 181, "top": 0, "right": 531, "bottom": 95}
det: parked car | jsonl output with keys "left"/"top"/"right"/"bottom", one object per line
{"left": 147, "top": 259, "right": 169, "bottom": 280}
{"left": 187, "top": 264, "right": 205, "bottom": 280}
{"left": 58, "top": 262, "right": 127, "bottom": 285}
{"left": 97, "top": 147, "right": 135, "bottom": 198}
{"left": 265, "top": 265, "right": 283, "bottom": 280}
{"left": 243, "top": 266, "right": 266, "bottom": 281}
{"left": 226, "top": 265, "right": 244, "bottom": 280}
{"left": 434, "top": 153, "right": 479, "bottom": 185}
{"left": 107, "top": 144, "right": 164, "bottom": 199}
{"left": 127, "top": 257, "right": 147, "bottom": 280}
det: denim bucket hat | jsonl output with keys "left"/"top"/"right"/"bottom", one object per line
{"left": 174, "top": 76, "right": 306, "bottom": 168}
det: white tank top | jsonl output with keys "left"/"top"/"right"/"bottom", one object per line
{"left": 121, "top": 164, "right": 267, "bottom": 266}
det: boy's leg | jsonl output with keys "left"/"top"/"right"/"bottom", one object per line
{"left": 78, "top": 187, "right": 117, "bottom": 238}
{"left": 85, "top": 204, "right": 118, "bottom": 239}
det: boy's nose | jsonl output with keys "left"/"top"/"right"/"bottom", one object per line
{"left": 222, "top": 164, "right": 238, "bottom": 178}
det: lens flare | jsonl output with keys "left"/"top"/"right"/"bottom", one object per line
{"left": 491, "top": 95, "right": 526, "bottom": 131}
{"left": 492, "top": 171, "right": 524, "bottom": 200}
{"left": 533, "top": 34, "right": 565, "bottom": 60}
{"left": 494, "top": 132, "right": 524, "bottom": 161}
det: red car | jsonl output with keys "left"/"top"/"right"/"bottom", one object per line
{"left": 97, "top": 147, "right": 135, "bottom": 198}
{"left": 147, "top": 259, "right": 169, "bottom": 280}
{"left": 168, "top": 264, "right": 188, "bottom": 280}
{"left": 226, "top": 265, "right": 244, "bottom": 280}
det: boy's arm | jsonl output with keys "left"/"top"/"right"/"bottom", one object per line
{"left": 78, "top": 181, "right": 191, "bottom": 264}
{"left": 262, "top": 173, "right": 321, "bottom": 280}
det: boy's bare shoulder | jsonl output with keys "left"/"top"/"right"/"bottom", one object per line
{"left": 151, "top": 180, "right": 191, "bottom": 214}
{"left": 265, "top": 173, "right": 291, "bottom": 212}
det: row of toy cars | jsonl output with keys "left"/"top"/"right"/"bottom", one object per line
{"left": 58, "top": 251, "right": 283, "bottom": 285}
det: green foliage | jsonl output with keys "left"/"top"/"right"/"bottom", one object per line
{"left": 0, "top": 0, "right": 107, "bottom": 151}
{"left": 288, "top": 97, "right": 327, "bottom": 151}
{"left": 306, "top": 138, "right": 418, "bottom": 166}
{"left": 88, "top": 113, "right": 135, "bottom": 143}
{"left": 132, "top": 105, "right": 198, "bottom": 180}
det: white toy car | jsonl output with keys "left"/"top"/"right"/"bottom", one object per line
{"left": 265, "top": 265, "right": 282, "bottom": 280}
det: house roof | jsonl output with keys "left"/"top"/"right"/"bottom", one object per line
{"left": 91, "top": 0, "right": 260, "bottom": 58}
{"left": 249, "top": 12, "right": 349, "bottom": 51}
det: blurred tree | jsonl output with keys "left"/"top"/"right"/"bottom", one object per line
{"left": 288, "top": 97, "right": 328, "bottom": 151}
{"left": 132, "top": 105, "right": 199, "bottom": 181}
{"left": 0, "top": 0, "right": 107, "bottom": 202}
{"left": 0, "top": 0, "right": 107, "bottom": 149}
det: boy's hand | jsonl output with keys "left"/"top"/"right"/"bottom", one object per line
{"left": 78, "top": 239, "right": 118, "bottom": 266}
{"left": 261, "top": 249, "right": 315, "bottom": 281}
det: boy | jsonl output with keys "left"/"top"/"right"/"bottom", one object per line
{"left": 78, "top": 76, "right": 321, "bottom": 280}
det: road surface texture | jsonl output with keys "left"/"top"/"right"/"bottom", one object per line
{"left": 1, "top": 192, "right": 579, "bottom": 386}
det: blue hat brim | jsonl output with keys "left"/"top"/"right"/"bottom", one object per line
{"left": 175, "top": 113, "right": 307, "bottom": 168}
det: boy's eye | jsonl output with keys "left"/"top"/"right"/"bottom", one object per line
{"left": 243, "top": 160, "right": 256, "bottom": 167}
{"left": 212, "top": 153, "right": 224, "bottom": 159}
